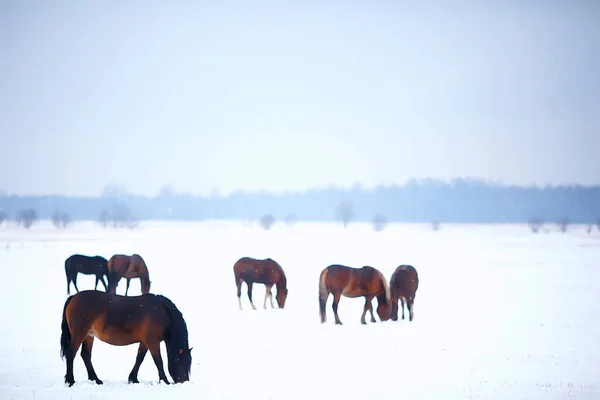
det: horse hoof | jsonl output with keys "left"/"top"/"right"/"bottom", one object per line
{"left": 129, "top": 379, "right": 139, "bottom": 384}
{"left": 95, "top": 379, "right": 103, "bottom": 385}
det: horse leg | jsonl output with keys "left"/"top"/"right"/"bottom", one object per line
{"left": 401, "top": 297, "right": 406, "bottom": 320}
{"left": 94, "top": 276, "right": 99, "bottom": 290}
{"left": 332, "top": 291, "right": 343, "bottom": 325}
{"left": 264, "top": 284, "right": 273, "bottom": 309}
{"left": 236, "top": 279, "right": 243, "bottom": 310}
{"left": 64, "top": 330, "right": 87, "bottom": 387}
{"left": 148, "top": 342, "right": 170, "bottom": 384}
{"left": 80, "top": 336, "right": 103, "bottom": 384}
{"left": 73, "top": 275, "right": 80, "bottom": 293}
{"left": 128, "top": 342, "right": 148, "bottom": 383}
{"left": 247, "top": 282, "right": 257, "bottom": 310}
{"left": 100, "top": 275, "right": 108, "bottom": 292}
{"left": 125, "top": 279, "right": 131, "bottom": 296}
{"left": 361, "top": 296, "right": 375, "bottom": 325}
{"left": 408, "top": 297, "right": 414, "bottom": 321}
{"left": 66, "top": 274, "right": 71, "bottom": 295}
{"left": 367, "top": 296, "right": 377, "bottom": 323}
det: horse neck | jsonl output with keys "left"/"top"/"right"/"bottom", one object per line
{"left": 275, "top": 268, "right": 287, "bottom": 290}
{"left": 162, "top": 298, "right": 189, "bottom": 350}
{"left": 141, "top": 272, "right": 151, "bottom": 292}
{"left": 376, "top": 272, "right": 390, "bottom": 305}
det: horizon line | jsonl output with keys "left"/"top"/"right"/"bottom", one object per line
{"left": 2, "top": 177, "right": 600, "bottom": 199}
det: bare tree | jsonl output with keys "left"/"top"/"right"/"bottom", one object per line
{"left": 259, "top": 214, "right": 275, "bottom": 230}
{"left": 372, "top": 214, "right": 388, "bottom": 231}
{"left": 587, "top": 224, "right": 593, "bottom": 234}
{"left": 98, "top": 209, "right": 110, "bottom": 228}
{"left": 16, "top": 208, "right": 38, "bottom": 229}
{"left": 52, "top": 210, "right": 71, "bottom": 228}
{"left": 97, "top": 204, "right": 137, "bottom": 229}
{"left": 431, "top": 221, "right": 441, "bottom": 231}
{"left": 528, "top": 217, "right": 544, "bottom": 233}
{"left": 557, "top": 217, "right": 569, "bottom": 233}
{"left": 336, "top": 201, "right": 355, "bottom": 229}
{"left": 284, "top": 213, "right": 297, "bottom": 227}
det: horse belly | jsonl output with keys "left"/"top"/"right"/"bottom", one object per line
{"left": 341, "top": 282, "right": 364, "bottom": 298}
{"left": 79, "top": 265, "right": 100, "bottom": 275}
{"left": 89, "top": 325, "right": 140, "bottom": 346}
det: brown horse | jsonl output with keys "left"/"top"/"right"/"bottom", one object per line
{"left": 233, "top": 257, "right": 288, "bottom": 310}
{"left": 389, "top": 264, "right": 419, "bottom": 321}
{"left": 107, "top": 254, "right": 151, "bottom": 296}
{"left": 64, "top": 254, "right": 109, "bottom": 294}
{"left": 319, "top": 264, "right": 391, "bottom": 325}
{"left": 60, "top": 290, "right": 192, "bottom": 386}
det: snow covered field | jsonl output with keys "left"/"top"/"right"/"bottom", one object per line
{"left": 0, "top": 220, "right": 599, "bottom": 399}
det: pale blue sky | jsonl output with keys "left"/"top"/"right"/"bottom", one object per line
{"left": 1, "top": 1, "right": 599, "bottom": 196}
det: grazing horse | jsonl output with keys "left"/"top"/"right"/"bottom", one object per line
{"left": 107, "top": 254, "right": 151, "bottom": 296}
{"left": 64, "top": 254, "right": 109, "bottom": 294}
{"left": 233, "top": 257, "right": 288, "bottom": 310}
{"left": 60, "top": 290, "right": 192, "bottom": 386}
{"left": 389, "top": 265, "right": 419, "bottom": 321}
{"left": 319, "top": 264, "right": 391, "bottom": 325}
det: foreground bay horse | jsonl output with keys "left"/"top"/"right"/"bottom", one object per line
{"left": 60, "top": 290, "right": 192, "bottom": 386}
{"left": 319, "top": 264, "right": 391, "bottom": 325}
{"left": 233, "top": 257, "right": 288, "bottom": 310}
{"left": 64, "top": 254, "right": 109, "bottom": 294}
{"left": 389, "top": 265, "right": 419, "bottom": 321}
{"left": 107, "top": 254, "right": 151, "bottom": 296}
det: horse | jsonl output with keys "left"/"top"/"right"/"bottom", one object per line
{"left": 60, "top": 290, "right": 192, "bottom": 386}
{"left": 389, "top": 264, "right": 419, "bottom": 321}
{"left": 233, "top": 257, "right": 288, "bottom": 310}
{"left": 64, "top": 254, "right": 109, "bottom": 294}
{"left": 107, "top": 254, "right": 151, "bottom": 296}
{"left": 318, "top": 264, "right": 391, "bottom": 325}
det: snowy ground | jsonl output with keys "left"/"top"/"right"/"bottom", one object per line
{"left": 0, "top": 220, "right": 599, "bottom": 399}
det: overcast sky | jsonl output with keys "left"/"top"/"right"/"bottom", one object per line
{"left": 1, "top": 0, "right": 598, "bottom": 196}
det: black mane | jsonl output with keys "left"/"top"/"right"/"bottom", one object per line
{"left": 157, "top": 294, "right": 189, "bottom": 351}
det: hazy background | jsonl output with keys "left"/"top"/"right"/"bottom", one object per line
{"left": 1, "top": 1, "right": 599, "bottom": 197}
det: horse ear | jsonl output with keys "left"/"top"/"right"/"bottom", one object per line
{"left": 179, "top": 348, "right": 183, "bottom": 355}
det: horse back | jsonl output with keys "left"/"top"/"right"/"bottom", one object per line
{"left": 323, "top": 264, "right": 353, "bottom": 292}
{"left": 390, "top": 265, "right": 419, "bottom": 298}
{"left": 65, "top": 291, "right": 168, "bottom": 344}
{"left": 233, "top": 257, "right": 262, "bottom": 281}
{"left": 66, "top": 254, "right": 108, "bottom": 275}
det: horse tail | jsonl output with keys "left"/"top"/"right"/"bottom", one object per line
{"left": 318, "top": 268, "right": 329, "bottom": 322}
{"left": 64, "top": 258, "right": 70, "bottom": 286}
{"left": 60, "top": 295, "right": 74, "bottom": 360}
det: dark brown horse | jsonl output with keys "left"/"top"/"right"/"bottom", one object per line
{"left": 319, "top": 264, "right": 391, "bottom": 325}
{"left": 64, "top": 254, "right": 109, "bottom": 294}
{"left": 233, "top": 257, "right": 288, "bottom": 310}
{"left": 60, "top": 290, "right": 192, "bottom": 386}
{"left": 107, "top": 254, "right": 151, "bottom": 296}
{"left": 389, "top": 264, "right": 419, "bottom": 321}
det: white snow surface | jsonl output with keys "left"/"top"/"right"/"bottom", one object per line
{"left": 0, "top": 220, "right": 599, "bottom": 399}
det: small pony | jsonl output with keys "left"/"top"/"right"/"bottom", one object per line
{"left": 64, "top": 254, "right": 109, "bottom": 294}
{"left": 389, "top": 264, "right": 419, "bottom": 321}
{"left": 233, "top": 257, "right": 288, "bottom": 310}
{"left": 60, "top": 290, "right": 192, "bottom": 386}
{"left": 319, "top": 264, "right": 391, "bottom": 325}
{"left": 107, "top": 254, "right": 151, "bottom": 296}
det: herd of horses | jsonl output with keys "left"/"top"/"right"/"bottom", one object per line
{"left": 61, "top": 253, "right": 419, "bottom": 387}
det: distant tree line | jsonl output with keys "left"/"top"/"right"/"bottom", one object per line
{"left": 0, "top": 179, "right": 600, "bottom": 228}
